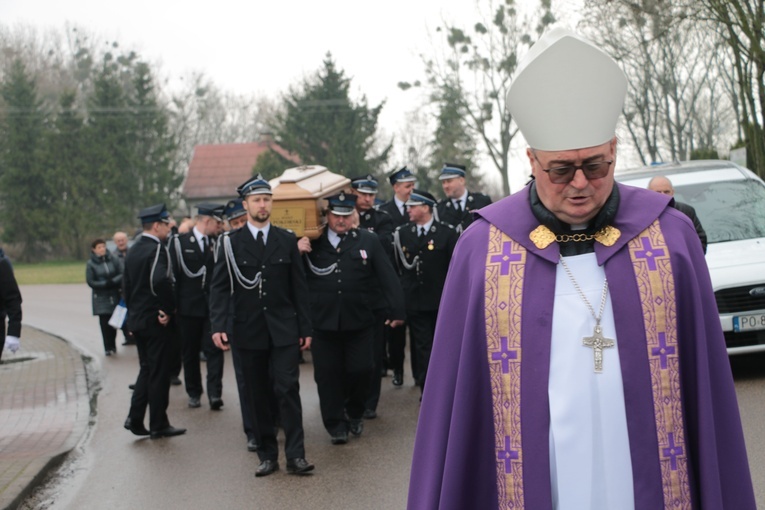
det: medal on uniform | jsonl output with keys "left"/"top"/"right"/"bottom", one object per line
{"left": 428, "top": 240, "right": 435, "bottom": 251}
{"left": 360, "top": 249, "right": 368, "bottom": 265}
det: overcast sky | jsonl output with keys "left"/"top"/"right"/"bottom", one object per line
{"left": 2, "top": 0, "right": 583, "bottom": 193}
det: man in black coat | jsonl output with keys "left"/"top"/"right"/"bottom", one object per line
{"left": 169, "top": 203, "right": 225, "bottom": 410}
{"left": 0, "top": 247, "right": 22, "bottom": 359}
{"left": 393, "top": 190, "right": 458, "bottom": 392}
{"left": 209, "top": 175, "right": 314, "bottom": 477}
{"left": 435, "top": 162, "right": 492, "bottom": 233}
{"left": 301, "top": 192, "right": 405, "bottom": 444}
{"left": 350, "top": 175, "right": 395, "bottom": 419}
{"left": 122, "top": 204, "right": 186, "bottom": 439}
{"left": 377, "top": 166, "right": 417, "bottom": 387}
{"left": 648, "top": 175, "right": 708, "bottom": 253}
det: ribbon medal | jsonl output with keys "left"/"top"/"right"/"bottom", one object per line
{"left": 427, "top": 240, "right": 435, "bottom": 251}
{"left": 360, "top": 249, "right": 368, "bottom": 264}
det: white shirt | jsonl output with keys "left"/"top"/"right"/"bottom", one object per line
{"left": 327, "top": 228, "right": 346, "bottom": 248}
{"left": 192, "top": 226, "right": 207, "bottom": 252}
{"left": 246, "top": 222, "right": 270, "bottom": 245}
{"left": 415, "top": 218, "right": 434, "bottom": 236}
{"left": 394, "top": 196, "right": 407, "bottom": 216}
{"left": 548, "top": 253, "right": 633, "bottom": 510}
{"left": 452, "top": 190, "right": 468, "bottom": 210}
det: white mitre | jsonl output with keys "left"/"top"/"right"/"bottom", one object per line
{"left": 507, "top": 27, "right": 627, "bottom": 151}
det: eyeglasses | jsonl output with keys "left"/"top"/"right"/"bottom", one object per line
{"left": 533, "top": 154, "right": 613, "bottom": 184}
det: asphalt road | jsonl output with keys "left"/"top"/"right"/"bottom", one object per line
{"left": 16, "top": 284, "right": 765, "bottom": 509}
{"left": 18, "top": 284, "right": 421, "bottom": 510}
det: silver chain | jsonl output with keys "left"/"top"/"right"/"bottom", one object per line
{"left": 558, "top": 255, "right": 609, "bottom": 323}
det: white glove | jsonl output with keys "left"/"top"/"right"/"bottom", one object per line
{"left": 4, "top": 336, "right": 20, "bottom": 353}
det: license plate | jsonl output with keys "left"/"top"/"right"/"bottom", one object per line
{"left": 733, "top": 314, "right": 765, "bottom": 332}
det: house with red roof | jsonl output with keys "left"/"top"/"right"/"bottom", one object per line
{"left": 182, "top": 140, "right": 298, "bottom": 213}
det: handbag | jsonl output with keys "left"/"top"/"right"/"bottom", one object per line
{"left": 108, "top": 299, "right": 128, "bottom": 329}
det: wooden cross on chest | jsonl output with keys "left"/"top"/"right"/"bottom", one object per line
{"left": 582, "top": 324, "right": 614, "bottom": 373}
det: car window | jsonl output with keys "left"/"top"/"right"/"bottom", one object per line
{"left": 673, "top": 179, "right": 765, "bottom": 243}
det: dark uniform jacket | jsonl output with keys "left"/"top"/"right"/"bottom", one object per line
{"left": 394, "top": 221, "right": 459, "bottom": 311}
{"left": 208, "top": 225, "right": 311, "bottom": 350}
{"left": 358, "top": 208, "right": 394, "bottom": 253}
{"left": 122, "top": 236, "right": 176, "bottom": 333}
{"left": 673, "top": 200, "right": 708, "bottom": 253}
{"left": 436, "top": 191, "right": 492, "bottom": 233}
{"left": 378, "top": 199, "right": 409, "bottom": 227}
{"left": 169, "top": 231, "right": 216, "bottom": 317}
{"left": 305, "top": 228, "right": 405, "bottom": 332}
{"left": 86, "top": 251, "right": 123, "bottom": 316}
{"left": 0, "top": 250, "right": 22, "bottom": 338}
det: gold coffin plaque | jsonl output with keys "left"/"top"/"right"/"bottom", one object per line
{"left": 271, "top": 206, "right": 307, "bottom": 237}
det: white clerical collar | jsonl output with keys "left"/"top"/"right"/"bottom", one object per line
{"left": 246, "top": 222, "right": 270, "bottom": 244}
{"left": 416, "top": 217, "right": 434, "bottom": 233}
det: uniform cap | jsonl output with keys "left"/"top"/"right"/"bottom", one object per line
{"left": 137, "top": 203, "right": 170, "bottom": 224}
{"left": 224, "top": 198, "right": 246, "bottom": 220}
{"left": 507, "top": 27, "right": 627, "bottom": 151}
{"left": 439, "top": 163, "right": 467, "bottom": 181}
{"left": 196, "top": 202, "right": 225, "bottom": 221}
{"left": 325, "top": 192, "right": 357, "bottom": 216}
{"left": 405, "top": 189, "right": 437, "bottom": 208}
{"left": 236, "top": 174, "right": 272, "bottom": 197}
{"left": 388, "top": 167, "right": 417, "bottom": 185}
{"left": 350, "top": 175, "right": 379, "bottom": 194}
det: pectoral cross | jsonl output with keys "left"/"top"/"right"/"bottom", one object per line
{"left": 582, "top": 323, "right": 614, "bottom": 373}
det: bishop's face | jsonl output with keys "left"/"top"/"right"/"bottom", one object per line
{"left": 529, "top": 138, "right": 616, "bottom": 226}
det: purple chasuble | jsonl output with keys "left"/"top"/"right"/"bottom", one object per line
{"left": 407, "top": 183, "right": 755, "bottom": 510}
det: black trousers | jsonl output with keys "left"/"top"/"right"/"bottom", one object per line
{"left": 364, "top": 310, "right": 388, "bottom": 412}
{"left": 177, "top": 315, "right": 224, "bottom": 400}
{"left": 97, "top": 314, "right": 117, "bottom": 353}
{"left": 313, "top": 327, "right": 374, "bottom": 435}
{"left": 387, "top": 322, "right": 417, "bottom": 378}
{"left": 128, "top": 321, "right": 173, "bottom": 431}
{"left": 168, "top": 321, "right": 182, "bottom": 380}
{"left": 234, "top": 342, "right": 305, "bottom": 462}
{"left": 407, "top": 309, "right": 439, "bottom": 389}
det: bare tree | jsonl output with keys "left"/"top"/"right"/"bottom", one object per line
{"left": 581, "top": 0, "right": 732, "bottom": 164}
{"left": 401, "top": 0, "right": 555, "bottom": 195}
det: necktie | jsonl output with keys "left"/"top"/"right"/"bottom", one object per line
{"left": 255, "top": 231, "right": 265, "bottom": 258}
{"left": 202, "top": 236, "right": 209, "bottom": 252}
{"left": 402, "top": 204, "right": 408, "bottom": 216}
{"left": 419, "top": 227, "right": 426, "bottom": 238}
{"left": 454, "top": 200, "right": 462, "bottom": 213}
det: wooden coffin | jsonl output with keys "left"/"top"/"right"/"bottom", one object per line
{"left": 269, "top": 165, "right": 350, "bottom": 239}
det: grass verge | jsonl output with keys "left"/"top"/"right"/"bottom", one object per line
{"left": 13, "top": 260, "right": 86, "bottom": 285}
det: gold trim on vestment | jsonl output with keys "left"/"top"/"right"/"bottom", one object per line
{"left": 484, "top": 225, "right": 526, "bottom": 508}
{"left": 628, "top": 220, "right": 691, "bottom": 509}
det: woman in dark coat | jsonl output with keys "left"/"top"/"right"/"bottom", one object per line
{"left": 86, "top": 238, "right": 123, "bottom": 355}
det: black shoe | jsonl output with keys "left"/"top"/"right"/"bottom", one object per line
{"left": 286, "top": 458, "right": 314, "bottom": 475}
{"left": 247, "top": 437, "right": 259, "bottom": 452}
{"left": 105, "top": 350, "right": 115, "bottom": 356}
{"left": 150, "top": 426, "right": 187, "bottom": 439}
{"left": 210, "top": 397, "right": 224, "bottom": 411}
{"left": 188, "top": 397, "right": 201, "bottom": 408}
{"left": 124, "top": 417, "right": 150, "bottom": 436}
{"left": 392, "top": 371, "right": 403, "bottom": 386}
{"left": 349, "top": 419, "right": 364, "bottom": 437}
{"left": 255, "top": 459, "right": 279, "bottom": 477}
{"left": 170, "top": 377, "right": 182, "bottom": 386}
{"left": 362, "top": 409, "right": 377, "bottom": 420}
{"left": 330, "top": 431, "right": 348, "bottom": 445}
{"left": 122, "top": 340, "right": 135, "bottom": 346}
{"left": 128, "top": 384, "right": 136, "bottom": 390}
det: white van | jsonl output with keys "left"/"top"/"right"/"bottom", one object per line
{"left": 616, "top": 160, "right": 765, "bottom": 355}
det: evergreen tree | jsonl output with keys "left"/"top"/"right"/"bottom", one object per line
{"left": 273, "top": 53, "right": 391, "bottom": 178}
{"left": 0, "top": 59, "right": 53, "bottom": 260}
